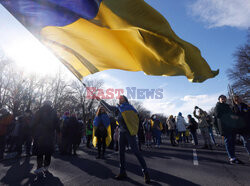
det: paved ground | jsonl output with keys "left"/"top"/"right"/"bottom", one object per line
{"left": 0, "top": 136, "right": 250, "bottom": 186}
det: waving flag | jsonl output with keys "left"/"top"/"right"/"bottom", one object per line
{"left": 1, "top": 0, "right": 219, "bottom": 82}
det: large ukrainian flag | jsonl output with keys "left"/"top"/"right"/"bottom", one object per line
{"left": 1, "top": 0, "right": 219, "bottom": 82}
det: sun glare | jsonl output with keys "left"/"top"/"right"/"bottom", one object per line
{"left": 3, "top": 36, "right": 65, "bottom": 76}
{"left": 0, "top": 4, "right": 71, "bottom": 77}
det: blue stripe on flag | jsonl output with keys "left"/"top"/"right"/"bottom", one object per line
{"left": 1, "top": 0, "right": 102, "bottom": 28}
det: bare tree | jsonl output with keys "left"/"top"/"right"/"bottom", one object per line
{"left": 70, "top": 78, "right": 103, "bottom": 122}
{"left": 227, "top": 30, "right": 250, "bottom": 102}
{"left": 0, "top": 56, "right": 12, "bottom": 108}
{"left": 131, "top": 100, "right": 151, "bottom": 119}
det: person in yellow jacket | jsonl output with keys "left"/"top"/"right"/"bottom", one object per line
{"left": 93, "top": 106, "right": 111, "bottom": 159}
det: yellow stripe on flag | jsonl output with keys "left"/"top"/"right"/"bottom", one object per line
{"left": 121, "top": 110, "right": 139, "bottom": 136}
{"left": 41, "top": 0, "right": 218, "bottom": 82}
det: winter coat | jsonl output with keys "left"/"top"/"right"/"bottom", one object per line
{"left": 61, "top": 116, "right": 70, "bottom": 139}
{"left": 68, "top": 116, "right": 82, "bottom": 144}
{"left": 187, "top": 118, "right": 198, "bottom": 133}
{"left": 21, "top": 115, "right": 33, "bottom": 137}
{"left": 193, "top": 110, "right": 209, "bottom": 129}
{"left": 232, "top": 102, "right": 250, "bottom": 135}
{"left": 32, "top": 105, "right": 59, "bottom": 155}
{"left": 176, "top": 116, "right": 187, "bottom": 132}
{"left": 137, "top": 120, "right": 145, "bottom": 143}
{"left": 143, "top": 120, "right": 152, "bottom": 133}
{"left": 167, "top": 119, "right": 175, "bottom": 130}
{"left": 11, "top": 121, "right": 22, "bottom": 137}
{"left": 214, "top": 102, "right": 244, "bottom": 136}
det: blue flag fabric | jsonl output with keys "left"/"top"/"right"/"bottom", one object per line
{"left": 93, "top": 113, "right": 110, "bottom": 128}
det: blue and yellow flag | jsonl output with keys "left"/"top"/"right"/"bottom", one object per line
{"left": 92, "top": 113, "right": 111, "bottom": 147}
{"left": 118, "top": 103, "right": 139, "bottom": 136}
{"left": 1, "top": 0, "right": 219, "bottom": 82}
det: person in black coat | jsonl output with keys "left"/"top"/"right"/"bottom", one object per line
{"left": 32, "top": 101, "right": 59, "bottom": 174}
{"left": 68, "top": 114, "right": 81, "bottom": 155}
{"left": 137, "top": 117, "right": 145, "bottom": 151}
{"left": 232, "top": 95, "right": 250, "bottom": 157}
{"left": 187, "top": 115, "right": 198, "bottom": 145}
{"left": 214, "top": 95, "right": 244, "bottom": 164}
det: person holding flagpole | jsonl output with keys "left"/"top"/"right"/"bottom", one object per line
{"left": 96, "top": 95, "right": 150, "bottom": 184}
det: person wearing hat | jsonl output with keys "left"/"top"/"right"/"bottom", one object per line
{"left": 214, "top": 95, "right": 244, "bottom": 164}
{"left": 32, "top": 101, "right": 59, "bottom": 174}
{"left": 97, "top": 95, "right": 150, "bottom": 184}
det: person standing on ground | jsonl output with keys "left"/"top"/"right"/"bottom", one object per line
{"left": 10, "top": 116, "right": 23, "bottom": 157}
{"left": 193, "top": 107, "right": 212, "bottom": 150}
{"left": 206, "top": 114, "right": 217, "bottom": 146}
{"left": 167, "top": 115, "right": 177, "bottom": 146}
{"left": 151, "top": 115, "right": 162, "bottom": 148}
{"left": 32, "top": 101, "right": 59, "bottom": 174}
{"left": 68, "top": 113, "right": 81, "bottom": 155}
{"left": 232, "top": 95, "right": 250, "bottom": 158}
{"left": 21, "top": 109, "right": 33, "bottom": 156}
{"left": 143, "top": 118, "right": 152, "bottom": 148}
{"left": 93, "top": 106, "right": 111, "bottom": 159}
{"left": 60, "top": 112, "right": 70, "bottom": 155}
{"left": 176, "top": 112, "right": 187, "bottom": 144}
{"left": 97, "top": 95, "right": 150, "bottom": 184}
{"left": 137, "top": 117, "right": 145, "bottom": 151}
{"left": 187, "top": 115, "right": 198, "bottom": 146}
{"left": 214, "top": 95, "right": 244, "bottom": 164}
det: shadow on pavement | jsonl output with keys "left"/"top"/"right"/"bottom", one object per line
{"left": 105, "top": 158, "right": 200, "bottom": 186}
{"left": 69, "top": 156, "right": 116, "bottom": 180}
{"left": 0, "top": 157, "right": 63, "bottom": 186}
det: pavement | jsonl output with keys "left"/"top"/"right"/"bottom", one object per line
{"left": 0, "top": 136, "right": 250, "bottom": 186}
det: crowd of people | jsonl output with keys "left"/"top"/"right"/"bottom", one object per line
{"left": 0, "top": 94, "right": 249, "bottom": 184}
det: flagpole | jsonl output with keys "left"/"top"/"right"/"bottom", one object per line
{"left": 75, "top": 77, "right": 111, "bottom": 113}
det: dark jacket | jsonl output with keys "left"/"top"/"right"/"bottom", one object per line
{"left": 138, "top": 119, "right": 145, "bottom": 143}
{"left": 32, "top": 105, "right": 59, "bottom": 155}
{"left": 68, "top": 116, "right": 82, "bottom": 144}
{"left": 187, "top": 118, "right": 198, "bottom": 133}
{"left": 61, "top": 116, "right": 70, "bottom": 138}
{"left": 214, "top": 102, "right": 244, "bottom": 136}
{"left": 232, "top": 103, "right": 250, "bottom": 135}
